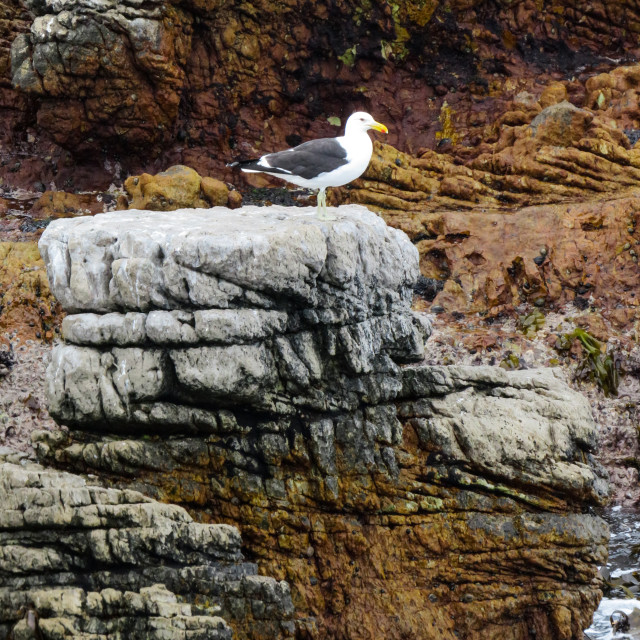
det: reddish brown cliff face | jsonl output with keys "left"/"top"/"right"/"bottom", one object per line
{"left": 1, "top": 6, "right": 637, "bottom": 638}
{"left": 332, "top": 85, "right": 640, "bottom": 321}
{"left": 3, "top": 0, "right": 640, "bottom": 191}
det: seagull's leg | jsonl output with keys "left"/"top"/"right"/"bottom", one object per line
{"left": 321, "top": 190, "right": 329, "bottom": 219}
{"left": 316, "top": 188, "right": 336, "bottom": 220}
{"left": 316, "top": 188, "right": 327, "bottom": 219}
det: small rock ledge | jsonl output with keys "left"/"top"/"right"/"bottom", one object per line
{"left": 7, "top": 205, "right": 610, "bottom": 640}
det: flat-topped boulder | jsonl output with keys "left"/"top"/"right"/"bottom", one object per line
{"left": 40, "top": 205, "right": 428, "bottom": 421}
{"left": 32, "top": 205, "right": 608, "bottom": 640}
{"left": 38, "top": 205, "right": 418, "bottom": 312}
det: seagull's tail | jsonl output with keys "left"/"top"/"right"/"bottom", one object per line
{"left": 227, "top": 159, "right": 291, "bottom": 175}
{"left": 227, "top": 159, "right": 262, "bottom": 174}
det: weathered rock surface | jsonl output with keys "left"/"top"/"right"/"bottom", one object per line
{"left": 344, "top": 97, "right": 640, "bottom": 213}
{"left": 325, "top": 88, "right": 640, "bottom": 328}
{"left": 5, "top": 0, "right": 640, "bottom": 190}
{"left": 33, "top": 205, "right": 609, "bottom": 640}
{"left": 10, "top": 0, "right": 193, "bottom": 155}
{"left": 418, "top": 310, "right": 640, "bottom": 506}
{"left": 0, "top": 449, "right": 294, "bottom": 640}
{"left": 387, "top": 194, "right": 639, "bottom": 319}
{"left": 0, "top": 0, "right": 31, "bottom": 159}
{"left": 30, "top": 190, "right": 105, "bottom": 219}
{"left": 124, "top": 165, "right": 242, "bottom": 211}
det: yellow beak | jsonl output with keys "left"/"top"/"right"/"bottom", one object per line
{"left": 371, "top": 121, "right": 388, "bottom": 134}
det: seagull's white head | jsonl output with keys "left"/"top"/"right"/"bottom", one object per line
{"left": 345, "top": 111, "right": 389, "bottom": 136}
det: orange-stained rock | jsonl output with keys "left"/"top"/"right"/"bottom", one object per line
{"left": 125, "top": 165, "right": 206, "bottom": 211}
{"left": 338, "top": 97, "right": 640, "bottom": 215}
{"left": 6, "top": 0, "right": 640, "bottom": 192}
{"left": 30, "top": 191, "right": 104, "bottom": 219}
{"left": 10, "top": 3, "right": 193, "bottom": 156}
{"left": 125, "top": 165, "right": 242, "bottom": 210}
{"left": 227, "top": 188, "right": 243, "bottom": 209}
{"left": 114, "top": 194, "right": 129, "bottom": 211}
{"left": 201, "top": 176, "right": 229, "bottom": 206}
{"left": 0, "top": 0, "right": 31, "bottom": 139}
{"left": 572, "top": 314, "right": 611, "bottom": 343}
{"left": 539, "top": 82, "right": 569, "bottom": 109}
{"left": 325, "top": 94, "right": 640, "bottom": 328}
{"left": 383, "top": 196, "right": 639, "bottom": 320}
{"left": 0, "top": 242, "right": 62, "bottom": 341}
{"left": 528, "top": 100, "right": 594, "bottom": 147}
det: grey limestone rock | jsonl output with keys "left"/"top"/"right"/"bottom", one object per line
{"left": 0, "top": 457, "right": 294, "bottom": 640}
{"left": 39, "top": 206, "right": 418, "bottom": 313}
{"left": 41, "top": 206, "right": 428, "bottom": 421}
{"left": 398, "top": 364, "right": 609, "bottom": 502}
{"left": 35, "top": 205, "right": 608, "bottom": 640}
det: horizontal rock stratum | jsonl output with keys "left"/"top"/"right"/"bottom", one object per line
{"left": 0, "top": 449, "right": 295, "bottom": 640}
{"left": 28, "top": 205, "right": 609, "bottom": 640}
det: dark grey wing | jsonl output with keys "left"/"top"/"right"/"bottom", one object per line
{"left": 264, "top": 137, "right": 348, "bottom": 179}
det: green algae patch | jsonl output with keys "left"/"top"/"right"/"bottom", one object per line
{"left": 338, "top": 45, "right": 357, "bottom": 67}
{"left": 500, "top": 353, "right": 521, "bottom": 370}
{"left": 556, "top": 327, "right": 619, "bottom": 396}
{"left": 519, "top": 308, "right": 545, "bottom": 338}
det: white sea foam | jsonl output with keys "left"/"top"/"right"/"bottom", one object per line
{"left": 585, "top": 598, "right": 640, "bottom": 639}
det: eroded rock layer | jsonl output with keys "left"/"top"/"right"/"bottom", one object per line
{"left": 34, "top": 205, "right": 608, "bottom": 640}
{"left": 0, "top": 449, "right": 294, "bottom": 640}
{"left": 345, "top": 97, "right": 640, "bottom": 213}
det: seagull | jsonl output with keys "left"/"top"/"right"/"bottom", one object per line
{"left": 229, "top": 112, "right": 388, "bottom": 219}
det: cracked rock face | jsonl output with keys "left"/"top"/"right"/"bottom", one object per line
{"left": 35, "top": 205, "right": 608, "bottom": 640}
{"left": 0, "top": 450, "right": 294, "bottom": 640}
{"left": 39, "top": 205, "right": 425, "bottom": 420}
{"left": 7, "top": 0, "right": 640, "bottom": 186}
{"left": 10, "top": 0, "right": 193, "bottom": 153}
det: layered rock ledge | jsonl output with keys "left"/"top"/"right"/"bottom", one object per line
{"left": 30, "top": 205, "right": 608, "bottom": 640}
{"left": 0, "top": 449, "right": 294, "bottom": 640}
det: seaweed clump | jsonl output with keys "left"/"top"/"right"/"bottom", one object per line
{"left": 555, "top": 328, "right": 619, "bottom": 396}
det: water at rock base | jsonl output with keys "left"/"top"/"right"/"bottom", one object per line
{"left": 586, "top": 508, "right": 640, "bottom": 639}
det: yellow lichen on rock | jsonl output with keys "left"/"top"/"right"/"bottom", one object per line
{"left": 201, "top": 176, "right": 230, "bottom": 206}
{"left": 125, "top": 165, "right": 207, "bottom": 211}
{"left": 435, "top": 101, "right": 463, "bottom": 145}
{"left": 403, "top": 0, "right": 438, "bottom": 27}
{"left": 0, "top": 242, "right": 62, "bottom": 341}
{"left": 539, "top": 81, "right": 568, "bottom": 108}
{"left": 338, "top": 93, "right": 640, "bottom": 216}
{"left": 30, "top": 191, "right": 104, "bottom": 219}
